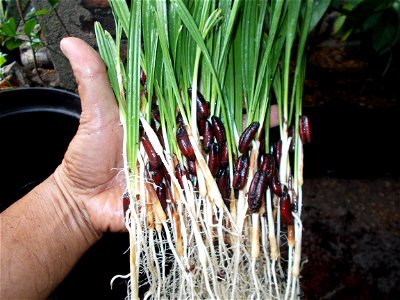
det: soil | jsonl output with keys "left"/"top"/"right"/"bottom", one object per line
{"left": 299, "top": 41, "right": 400, "bottom": 300}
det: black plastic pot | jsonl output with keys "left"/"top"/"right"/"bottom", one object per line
{"left": 0, "top": 87, "right": 81, "bottom": 212}
{"left": 0, "top": 87, "right": 129, "bottom": 299}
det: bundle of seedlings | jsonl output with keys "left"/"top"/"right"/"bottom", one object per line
{"left": 95, "top": 0, "right": 314, "bottom": 299}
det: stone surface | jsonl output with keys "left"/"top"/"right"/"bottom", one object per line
{"left": 30, "top": 0, "right": 99, "bottom": 91}
{"left": 1, "top": 62, "right": 30, "bottom": 88}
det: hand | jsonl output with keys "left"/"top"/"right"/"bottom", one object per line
{"left": 56, "top": 37, "right": 126, "bottom": 234}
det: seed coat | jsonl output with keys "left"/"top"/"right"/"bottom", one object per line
{"left": 238, "top": 122, "right": 260, "bottom": 153}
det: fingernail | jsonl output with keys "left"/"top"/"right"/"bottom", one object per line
{"left": 59, "top": 38, "right": 69, "bottom": 56}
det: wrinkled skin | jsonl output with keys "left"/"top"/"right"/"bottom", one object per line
{"left": 56, "top": 37, "right": 126, "bottom": 233}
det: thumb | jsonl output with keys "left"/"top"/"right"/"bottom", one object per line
{"left": 60, "top": 37, "right": 118, "bottom": 126}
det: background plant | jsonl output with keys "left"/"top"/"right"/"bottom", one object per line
{"left": 0, "top": 0, "right": 58, "bottom": 81}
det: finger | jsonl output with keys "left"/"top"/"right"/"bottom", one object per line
{"left": 270, "top": 104, "right": 279, "bottom": 127}
{"left": 60, "top": 37, "right": 118, "bottom": 126}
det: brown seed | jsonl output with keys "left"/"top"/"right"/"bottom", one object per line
{"left": 238, "top": 122, "right": 260, "bottom": 153}
{"left": 202, "top": 120, "right": 213, "bottom": 153}
{"left": 176, "top": 112, "right": 184, "bottom": 127}
{"left": 280, "top": 192, "right": 294, "bottom": 225}
{"left": 198, "top": 118, "right": 206, "bottom": 136}
{"left": 248, "top": 170, "right": 268, "bottom": 213}
{"left": 151, "top": 119, "right": 157, "bottom": 131}
{"left": 216, "top": 166, "right": 231, "bottom": 204}
{"left": 232, "top": 154, "right": 250, "bottom": 190}
{"left": 271, "top": 140, "right": 282, "bottom": 166}
{"left": 208, "top": 143, "right": 221, "bottom": 177}
{"left": 156, "top": 182, "right": 168, "bottom": 214}
{"left": 187, "top": 159, "right": 197, "bottom": 176}
{"left": 211, "top": 116, "right": 226, "bottom": 145}
{"left": 220, "top": 142, "right": 229, "bottom": 167}
{"left": 141, "top": 135, "right": 162, "bottom": 169}
{"left": 188, "top": 88, "right": 209, "bottom": 120}
{"left": 140, "top": 68, "right": 146, "bottom": 86}
{"left": 122, "top": 192, "right": 130, "bottom": 213}
{"left": 176, "top": 125, "right": 196, "bottom": 161}
{"left": 259, "top": 153, "right": 275, "bottom": 179}
{"left": 299, "top": 115, "right": 311, "bottom": 144}
{"left": 269, "top": 171, "right": 282, "bottom": 196}
{"left": 139, "top": 120, "right": 144, "bottom": 137}
{"left": 175, "top": 163, "right": 187, "bottom": 189}
{"left": 150, "top": 167, "right": 164, "bottom": 185}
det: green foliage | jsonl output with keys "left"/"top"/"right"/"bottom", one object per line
{"left": 0, "top": 0, "right": 58, "bottom": 66}
{"left": 0, "top": 6, "right": 45, "bottom": 51}
{"left": 333, "top": 0, "right": 400, "bottom": 55}
{"left": 0, "top": 50, "right": 6, "bottom": 66}
{"left": 310, "top": 0, "right": 332, "bottom": 33}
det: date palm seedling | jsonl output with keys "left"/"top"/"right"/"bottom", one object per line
{"left": 95, "top": 0, "right": 314, "bottom": 299}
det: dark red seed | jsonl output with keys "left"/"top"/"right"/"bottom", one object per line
{"left": 175, "top": 163, "right": 187, "bottom": 189}
{"left": 202, "top": 120, "right": 213, "bottom": 153}
{"left": 220, "top": 143, "right": 229, "bottom": 167}
{"left": 269, "top": 171, "right": 282, "bottom": 196}
{"left": 271, "top": 140, "right": 282, "bottom": 166}
{"left": 122, "top": 192, "right": 130, "bottom": 213}
{"left": 176, "top": 125, "right": 196, "bottom": 161}
{"left": 280, "top": 192, "right": 293, "bottom": 225}
{"left": 139, "top": 120, "right": 144, "bottom": 137}
{"left": 208, "top": 143, "right": 221, "bottom": 177}
{"left": 299, "top": 115, "right": 311, "bottom": 144}
{"left": 211, "top": 116, "right": 226, "bottom": 145}
{"left": 156, "top": 182, "right": 168, "bottom": 213}
{"left": 238, "top": 122, "right": 260, "bottom": 153}
{"left": 259, "top": 153, "right": 276, "bottom": 179}
{"left": 248, "top": 170, "right": 268, "bottom": 213}
{"left": 176, "top": 112, "right": 184, "bottom": 126}
{"left": 282, "top": 184, "right": 288, "bottom": 196}
{"left": 188, "top": 88, "right": 209, "bottom": 120}
{"left": 140, "top": 68, "right": 146, "bottom": 86}
{"left": 216, "top": 167, "right": 231, "bottom": 204}
{"left": 187, "top": 159, "right": 197, "bottom": 176}
{"left": 198, "top": 118, "right": 206, "bottom": 136}
{"left": 141, "top": 135, "right": 162, "bottom": 169}
{"left": 232, "top": 154, "right": 250, "bottom": 190}
{"left": 150, "top": 167, "right": 164, "bottom": 185}
{"left": 163, "top": 165, "right": 171, "bottom": 183}
{"left": 151, "top": 119, "right": 157, "bottom": 131}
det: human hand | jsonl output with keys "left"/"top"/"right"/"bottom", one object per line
{"left": 55, "top": 37, "right": 126, "bottom": 234}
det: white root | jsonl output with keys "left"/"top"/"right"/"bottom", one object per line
{"left": 116, "top": 112, "right": 306, "bottom": 300}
